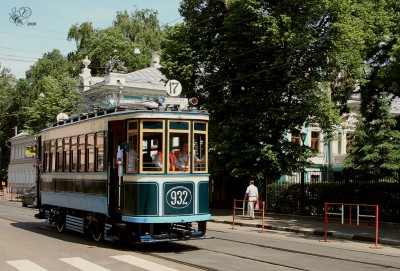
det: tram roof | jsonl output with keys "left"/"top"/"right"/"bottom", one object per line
{"left": 41, "top": 105, "right": 209, "bottom": 132}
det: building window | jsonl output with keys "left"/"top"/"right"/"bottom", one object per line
{"left": 311, "top": 131, "right": 320, "bottom": 151}
{"left": 291, "top": 130, "right": 301, "bottom": 144}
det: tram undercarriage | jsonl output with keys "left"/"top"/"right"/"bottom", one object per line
{"left": 38, "top": 206, "right": 207, "bottom": 243}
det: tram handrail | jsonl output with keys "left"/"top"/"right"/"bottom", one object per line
{"left": 232, "top": 199, "right": 265, "bottom": 233}
{"left": 322, "top": 202, "right": 382, "bottom": 249}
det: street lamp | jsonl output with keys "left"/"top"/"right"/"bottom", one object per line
{"left": 300, "top": 132, "right": 307, "bottom": 215}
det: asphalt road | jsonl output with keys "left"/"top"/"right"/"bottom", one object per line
{"left": 1, "top": 200, "right": 400, "bottom": 271}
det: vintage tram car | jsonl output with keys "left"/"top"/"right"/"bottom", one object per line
{"left": 35, "top": 99, "right": 210, "bottom": 243}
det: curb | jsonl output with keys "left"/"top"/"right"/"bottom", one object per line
{"left": 210, "top": 218, "right": 400, "bottom": 247}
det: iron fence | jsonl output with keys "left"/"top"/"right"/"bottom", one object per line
{"left": 266, "top": 169, "right": 400, "bottom": 222}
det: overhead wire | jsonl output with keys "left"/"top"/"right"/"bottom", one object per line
{"left": 0, "top": 57, "right": 36, "bottom": 63}
{"left": 0, "top": 31, "right": 67, "bottom": 41}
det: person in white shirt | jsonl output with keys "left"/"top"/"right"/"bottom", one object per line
{"left": 244, "top": 180, "right": 259, "bottom": 219}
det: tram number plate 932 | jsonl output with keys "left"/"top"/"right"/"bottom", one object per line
{"left": 166, "top": 186, "right": 192, "bottom": 209}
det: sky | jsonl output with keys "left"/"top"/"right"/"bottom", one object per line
{"left": 1, "top": 1, "right": 183, "bottom": 78}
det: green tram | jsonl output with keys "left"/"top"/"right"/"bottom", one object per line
{"left": 35, "top": 100, "right": 210, "bottom": 243}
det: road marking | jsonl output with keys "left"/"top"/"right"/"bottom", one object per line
{"left": 6, "top": 260, "right": 47, "bottom": 271}
{"left": 111, "top": 255, "right": 179, "bottom": 271}
{"left": 60, "top": 257, "right": 110, "bottom": 271}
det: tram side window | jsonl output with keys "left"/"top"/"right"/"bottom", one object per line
{"left": 56, "top": 139, "right": 63, "bottom": 172}
{"left": 87, "top": 134, "right": 94, "bottom": 171}
{"left": 78, "top": 135, "right": 86, "bottom": 172}
{"left": 95, "top": 132, "right": 104, "bottom": 171}
{"left": 168, "top": 121, "right": 190, "bottom": 172}
{"left": 63, "top": 137, "right": 70, "bottom": 172}
{"left": 193, "top": 125, "right": 207, "bottom": 172}
{"left": 43, "top": 141, "right": 50, "bottom": 172}
{"left": 50, "top": 140, "right": 56, "bottom": 172}
{"left": 141, "top": 120, "right": 164, "bottom": 172}
{"left": 127, "top": 121, "right": 138, "bottom": 173}
{"left": 71, "top": 136, "right": 78, "bottom": 172}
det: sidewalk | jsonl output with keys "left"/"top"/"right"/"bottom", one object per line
{"left": 1, "top": 191, "right": 21, "bottom": 202}
{"left": 210, "top": 208, "right": 400, "bottom": 247}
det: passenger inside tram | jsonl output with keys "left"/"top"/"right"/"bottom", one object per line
{"left": 174, "top": 142, "right": 188, "bottom": 171}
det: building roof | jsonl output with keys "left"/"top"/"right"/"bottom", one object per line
{"left": 126, "top": 67, "right": 166, "bottom": 85}
{"left": 8, "top": 132, "right": 30, "bottom": 140}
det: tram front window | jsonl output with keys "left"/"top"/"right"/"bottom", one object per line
{"left": 194, "top": 133, "right": 206, "bottom": 171}
{"left": 142, "top": 133, "right": 163, "bottom": 172}
{"left": 169, "top": 134, "right": 189, "bottom": 172}
{"left": 193, "top": 121, "right": 207, "bottom": 172}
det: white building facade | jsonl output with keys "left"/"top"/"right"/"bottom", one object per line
{"left": 7, "top": 132, "right": 37, "bottom": 193}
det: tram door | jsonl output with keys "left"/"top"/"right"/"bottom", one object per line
{"left": 108, "top": 121, "right": 124, "bottom": 215}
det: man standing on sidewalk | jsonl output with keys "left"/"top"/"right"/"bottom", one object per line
{"left": 244, "top": 180, "right": 258, "bottom": 219}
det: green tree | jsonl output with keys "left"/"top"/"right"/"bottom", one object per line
{"left": 0, "top": 66, "right": 17, "bottom": 180}
{"left": 24, "top": 76, "right": 83, "bottom": 134}
{"left": 113, "top": 9, "right": 162, "bottom": 54}
{"left": 68, "top": 9, "right": 163, "bottom": 76}
{"left": 67, "top": 22, "right": 97, "bottom": 52}
{"left": 344, "top": 94, "right": 400, "bottom": 172}
{"left": 23, "top": 50, "right": 83, "bottom": 134}
{"left": 161, "top": 0, "right": 369, "bottom": 182}
{"left": 358, "top": 1, "right": 400, "bottom": 122}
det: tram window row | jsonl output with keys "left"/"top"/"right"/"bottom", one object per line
{"left": 41, "top": 119, "right": 208, "bottom": 174}
{"left": 42, "top": 132, "right": 105, "bottom": 173}
{"left": 126, "top": 119, "right": 208, "bottom": 174}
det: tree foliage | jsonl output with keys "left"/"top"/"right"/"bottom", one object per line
{"left": 23, "top": 49, "right": 83, "bottom": 134}
{"left": 0, "top": 67, "right": 36, "bottom": 180}
{"left": 344, "top": 94, "right": 400, "bottom": 172}
{"left": 344, "top": 1, "right": 400, "bottom": 171}
{"left": 24, "top": 76, "right": 83, "bottom": 134}
{"left": 68, "top": 9, "right": 163, "bottom": 76}
{"left": 161, "top": 0, "right": 370, "bottom": 181}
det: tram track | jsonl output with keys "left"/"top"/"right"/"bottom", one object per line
{"left": 2, "top": 202, "right": 399, "bottom": 271}
{"left": 157, "top": 242, "right": 307, "bottom": 270}
{"left": 123, "top": 227, "right": 400, "bottom": 271}
{"left": 100, "top": 228, "right": 400, "bottom": 271}
{"left": 144, "top": 236, "right": 400, "bottom": 271}
{"left": 203, "top": 230, "right": 400, "bottom": 270}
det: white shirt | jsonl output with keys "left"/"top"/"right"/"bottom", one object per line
{"left": 175, "top": 152, "right": 188, "bottom": 169}
{"left": 246, "top": 184, "right": 258, "bottom": 197}
{"left": 117, "top": 149, "right": 123, "bottom": 161}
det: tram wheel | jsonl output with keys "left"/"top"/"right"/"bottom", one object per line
{"left": 91, "top": 222, "right": 104, "bottom": 242}
{"left": 55, "top": 214, "right": 66, "bottom": 233}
